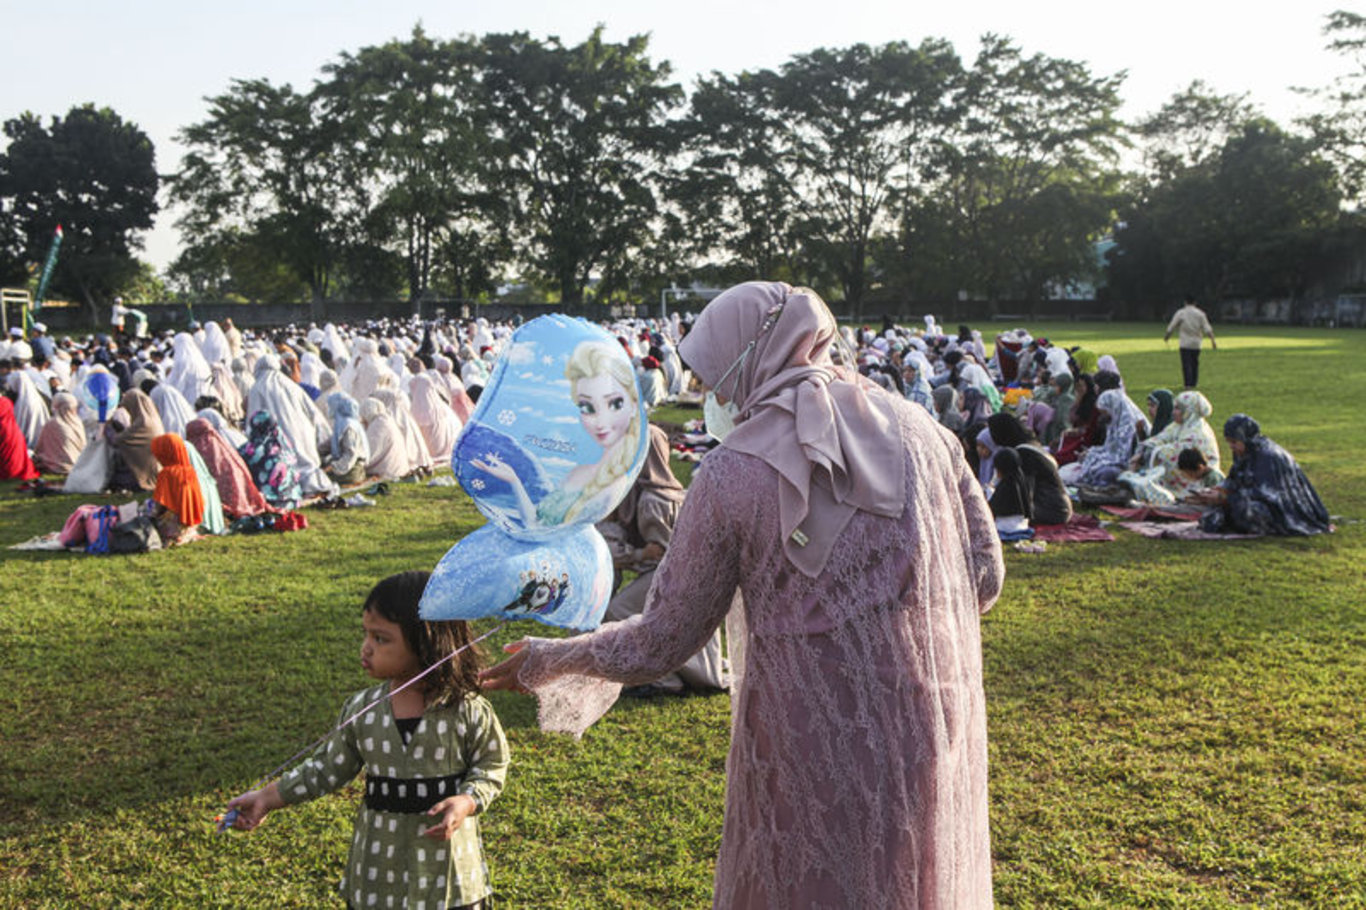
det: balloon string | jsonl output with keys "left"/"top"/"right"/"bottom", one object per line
{"left": 242, "top": 621, "right": 509, "bottom": 792}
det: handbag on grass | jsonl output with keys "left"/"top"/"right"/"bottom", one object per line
{"left": 109, "top": 516, "right": 164, "bottom": 554}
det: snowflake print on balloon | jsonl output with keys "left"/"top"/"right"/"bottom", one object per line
{"left": 469, "top": 477, "right": 486, "bottom": 491}
{"left": 497, "top": 409, "right": 516, "bottom": 426}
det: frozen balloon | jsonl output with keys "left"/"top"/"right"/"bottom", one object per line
{"left": 452, "top": 315, "right": 648, "bottom": 541}
{"left": 419, "top": 523, "right": 615, "bottom": 631}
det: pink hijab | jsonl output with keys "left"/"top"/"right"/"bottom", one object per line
{"left": 678, "top": 281, "right": 904, "bottom": 577}
{"left": 184, "top": 417, "right": 273, "bottom": 517}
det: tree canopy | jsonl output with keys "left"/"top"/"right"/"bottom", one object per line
{"left": 0, "top": 104, "right": 158, "bottom": 319}
{"left": 8, "top": 17, "right": 1358, "bottom": 314}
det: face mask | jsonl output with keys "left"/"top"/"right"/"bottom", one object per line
{"left": 704, "top": 391, "right": 740, "bottom": 441}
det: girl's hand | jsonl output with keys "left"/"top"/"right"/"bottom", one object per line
{"left": 479, "top": 640, "right": 531, "bottom": 693}
{"left": 422, "top": 794, "right": 477, "bottom": 840}
{"left": 226, "top": 782, "right": 284, "bottom": 831}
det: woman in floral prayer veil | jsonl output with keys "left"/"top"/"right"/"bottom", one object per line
{"left": 483, "top": 281, "right": 1003, "bottom": 908}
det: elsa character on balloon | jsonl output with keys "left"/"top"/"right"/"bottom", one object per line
{"left": 472, "top": 340, "right": 642, "bottom": 528}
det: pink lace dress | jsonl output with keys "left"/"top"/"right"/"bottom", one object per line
{"left": 518, "top": 399, "right": 1004, "bottom": 908}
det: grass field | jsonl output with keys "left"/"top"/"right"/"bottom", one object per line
{"left": 1, "top": 322, "right": 1363, "bottom": 908}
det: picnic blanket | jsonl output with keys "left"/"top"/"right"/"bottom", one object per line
{"left": 1032, "top": 514, "right": 1114, "bottom": 543}
{"left": 1102, "top": 504, "right": 1205, "bottom": 522}
{"left": 1117, "top": 520, "right": 1261, "bottom": 541}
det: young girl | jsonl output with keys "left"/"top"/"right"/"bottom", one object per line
{"left": 227, "top": 571, "right": 509, "bottom": 910}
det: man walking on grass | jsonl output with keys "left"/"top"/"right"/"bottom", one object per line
{"left": 1164, "top": 295, "right": 1217, "bottom": 389}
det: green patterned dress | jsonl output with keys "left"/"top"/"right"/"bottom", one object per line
{"left": 278, "top": 686, "right": 509, "bottom": 909}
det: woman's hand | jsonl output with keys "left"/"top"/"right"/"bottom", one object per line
{"left": 479, "top": 640, "right": 531, "bottom": 693}
{"left": 422, "top": 794, "right": 477, "bottom": 840}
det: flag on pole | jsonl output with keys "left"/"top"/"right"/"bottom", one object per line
{"left": 31, "top": 225, "right": 64, "bottom": 324}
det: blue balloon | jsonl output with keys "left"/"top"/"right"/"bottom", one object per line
{"left": 78, "top": 371, "right": 120, "bottom": 422}
{"left": 419, "top": 523, "right": 615, "bottom": 631}
{"left": 452, "top": 315, "right": 648, "bottom": 541}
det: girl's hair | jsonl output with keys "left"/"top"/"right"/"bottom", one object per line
{"left": 363, "top": 571, "right": 482, "bottom": 704}
{"left": 1177, "top": 447, "right": 1208, "bottom": 472}
{"left": 563, "top": 340, "right": 642, "bottom": 522}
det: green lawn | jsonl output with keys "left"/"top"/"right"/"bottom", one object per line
{"left": 2, "top": 323, "right": 1363, "bottom": 908}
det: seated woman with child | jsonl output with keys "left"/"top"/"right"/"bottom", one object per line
{"left": 1117, "top": 390, "right": 1220, "bottom": 506}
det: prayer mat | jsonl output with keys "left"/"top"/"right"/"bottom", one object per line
{"left": 1118, "top": 520, "right": 1261, "bottom": 541}
{"left": 1032, "top": 514, "right": 1114, "bottom": 543}
{"left": 1102, "top": 504, "right": 1206, "bottom": 522}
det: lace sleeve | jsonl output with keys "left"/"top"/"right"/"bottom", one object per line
{"left": 518, "top": 462, "right": 742, "bottom": 736}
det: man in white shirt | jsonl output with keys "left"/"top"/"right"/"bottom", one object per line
{"left": 1163, "top": 295, "right": 1217, "bottom": 389}
{"left": 111, "top": 297, "right": 130, "bottom": 340}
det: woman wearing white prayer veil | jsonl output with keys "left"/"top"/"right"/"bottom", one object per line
{"left": 323, "top": 323, "right": 350, "bottom": 369}
{"left": 387, "top": 351, "right": 411, "bottom": 395}
{"left": 408, "top": 373, "right": 461, "bottom": 463}
{"left": 209, "top": 360, "right": 245, "bottom": 423}
{"left": 231, "top": 356, "right": 253, "bottom": 405}
{"left": 148, "top": 379, "right": 198, "bottom": 438}
{"left": 361, "top": 397, "right": 410, "bottom": 479}
{"left": 6, "top": 370, "right": 48, "bottom": 448}
{"left": 300, "top": 351, "right": 324, "bottom": 391}
{"left": 197, "top": 407, "right": 248, "bottom": 450}
{"left": 348, "top": 338, "right": 386, "bottom": 404}
{"left": 201, "top": 322, "right": 232, "bottom": 367}
{"left": 246, "top": 353, "right": 336, "bottom": 496}
{"left": 168, "top": 332, "right": 214, "bottom": 406}
{"left": 372, "top": 387, "right": 433, "bottom": 473}
{"left": 63, "top": 405, "right": 122, "bottom": 493}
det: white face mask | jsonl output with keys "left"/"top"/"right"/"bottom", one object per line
{"left": 704, "top": 391, "right": 740, "bottom": 441}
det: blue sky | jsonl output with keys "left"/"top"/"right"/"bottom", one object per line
{"left": 2, "top": 1, "right": 1357, "bottom": 269}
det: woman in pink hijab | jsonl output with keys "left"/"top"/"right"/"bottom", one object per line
{"left": 407, "top": 372, "right": 461, "bottom": 464}
{"left": 483, "top": 282, "right": 1004, "bottom": 908}
{"left": 184, "top": 417, "right": 273, "bottom": 518}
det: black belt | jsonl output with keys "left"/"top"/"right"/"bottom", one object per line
{"left": 363, "top": 773, "right": 465, "bottom": 814}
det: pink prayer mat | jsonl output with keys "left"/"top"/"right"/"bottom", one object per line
{"left": 1102, "top": 504, "right": 1204, "bottom": 522}
{"left": 1031, "top": 514, "right": 1114, "bottom": 543}
{"left": 1117, "top": 520, "right": 1261, "bottom": 541}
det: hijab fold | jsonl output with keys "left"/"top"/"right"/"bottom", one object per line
{"left": 678, "top": 281, "right": 904, "bottom": 577}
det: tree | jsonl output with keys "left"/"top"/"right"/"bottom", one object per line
{"left": 896, "top": 36, "right": 1126, "bottom": 304}
{"left": 1298, "top": 10, "right": 1366, "bottom": 204}
{"left": 0, "top": 105, "right": 159, "bottom": 320}
{"left": 168, "top": 78, "right": 365, "bottom": 304}
{"left": 666, "top": 70, "right": 804, "bottom": 287}
{"left": 775, "top": 41, "right": 961, "bottom": 309}
{"left": 318, "top": 27, "right": 505, "bottom": 303}
{"left": 674, "top": 41, "right": 959, "bottom": 309}
{"left": 1108, "top": 120, "right": 1342, "bottom": 306}
{"left": 478, "top": 28, "right": 682, "bottom": 303}
{"left": 1135, "top": 80, "right": 1258, "bottom": 180}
